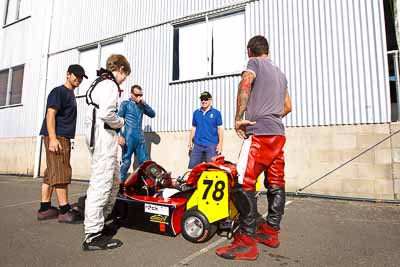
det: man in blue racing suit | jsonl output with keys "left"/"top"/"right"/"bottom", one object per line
{"left": 119, "top": 85, "right": 155, "bottom": 182}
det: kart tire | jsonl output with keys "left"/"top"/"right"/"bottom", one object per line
{"left": 181, "top": 208, "right": 217, "bottom": 243}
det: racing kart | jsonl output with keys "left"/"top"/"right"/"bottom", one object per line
{"left": 112, "top": 156, "right": 240, "bottom": 243}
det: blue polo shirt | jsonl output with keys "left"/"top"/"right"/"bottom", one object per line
{"left": 192, "top": 107, "right": 223, "bottom": 145}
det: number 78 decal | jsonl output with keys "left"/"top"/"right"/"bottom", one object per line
{"left": 202, "top": 179, "right": 225, "bottom": 201}
{"left": 197, "top": 171, "right": 229, "bottom": 223}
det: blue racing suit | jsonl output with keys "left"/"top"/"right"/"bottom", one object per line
{"left": 119, "top": 98, "right": 155, "bottom": 182}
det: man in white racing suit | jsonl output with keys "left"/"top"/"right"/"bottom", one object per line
{"left": 82, "top": 54, "right": 131, "bottom": 251}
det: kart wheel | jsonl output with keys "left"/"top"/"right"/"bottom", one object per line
{"left": 181, "top": 208, "right": 217, "bottom": 243}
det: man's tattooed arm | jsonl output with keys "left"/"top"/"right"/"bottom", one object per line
{"left": 235, "top": 71, "right": 255, "bottom": 121}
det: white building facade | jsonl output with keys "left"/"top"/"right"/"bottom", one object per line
{"left": 1, "top": 0, "right": 399, "bottom": 200}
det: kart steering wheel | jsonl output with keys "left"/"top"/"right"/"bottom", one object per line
{"left": 156, "top": 171, "right": 172, "bottom": 188}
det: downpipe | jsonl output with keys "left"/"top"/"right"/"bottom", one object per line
{"left": 33, "top": 0, "right": 55, "bottom": 178}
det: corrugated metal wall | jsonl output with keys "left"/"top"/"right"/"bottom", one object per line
{"left": 73, "top": 24, "right": 241, "bottom": 134}
{"left": 249, "top": 0, "right": 390, "bottom": 126}
{"left": 48, "top": 0, "right": 249, "bottom": 54}
{"left": 0, "top": 0, "right": 391, "bottom": 138}
{"left": 0, "top": 19, "right": 31, "bottom": 137}
{"left": 0, "top": 0, "right": 49, "bottom": 138}
{"left": 52, "top": 0, "right": 390, "bottom": 135}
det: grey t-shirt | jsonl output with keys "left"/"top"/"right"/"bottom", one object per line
{"left": 244, "top": 57, "right": 287, "bottom": 136}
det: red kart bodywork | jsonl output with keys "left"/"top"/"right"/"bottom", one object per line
{"left": 115, "top": 194, "right": 187, "bottom": 236}
{"left": 114, "top": 161, "right": 187, "bottom": 236}
{"left": 185, "top": 157, "right": 237, "bottom": 189}
{"left": 113, "top": 157, "right": 237, "bottom": 237}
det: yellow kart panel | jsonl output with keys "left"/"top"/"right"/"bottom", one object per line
{"left": 229, "top": 199, "right": 238, "bottom": 219}
{"left": 186, "top": 189, "right": 198, "bottom": 210}
{"left": 188, "top": 171, "right": 229, "bottom": 223}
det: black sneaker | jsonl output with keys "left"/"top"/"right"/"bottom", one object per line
{"left": 102, "top": 223, "right": 119, "bottom": 236}
{"left": 82, "top": 233, "right": 123, "bottom": 251}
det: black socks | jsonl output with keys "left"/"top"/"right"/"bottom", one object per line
{"left": 59, "top": 203, "right": 71, "bottom": 214}
{"left": 39, "top": 202, "right": 51, "bottom": 212}
{"left": 40, "top": 202, "right": 71, "bottom": 214}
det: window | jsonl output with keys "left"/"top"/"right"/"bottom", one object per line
{"left": 79, "top": 48, "right": 98, "bottom": 96}
{"left": 78, "top": 41, "right": 123, "bottom": 95}
{"left": 173, "top": 10, "right": 245, "bottom": 81}
{"left": 0, "top": 65, "right": 24, "bottom": 107}
{"left": 0, "top": 71, "right": 8, "bottom": 106}
{"left": 4, "top": 0, "right": 30, "bottom": 25}
{"left": 100, "top": 42, "right": 124, "bottom": 69}
{"left": 10, "top": 65, "right": 24, "bottom": 105}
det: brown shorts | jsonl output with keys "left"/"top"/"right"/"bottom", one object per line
{"left": 43, "top": 136, "right": 72, "bottom": 186}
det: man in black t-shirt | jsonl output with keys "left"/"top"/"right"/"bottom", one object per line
{"left": 37, "top": 64, "right": 87, "bottom": 223}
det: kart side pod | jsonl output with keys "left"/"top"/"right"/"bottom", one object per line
{"left": 181, "top": 170, "right": 238, "bottom": 243}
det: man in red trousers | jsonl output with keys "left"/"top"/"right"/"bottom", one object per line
{"left": 216, "top": 35, "right": 292, "bottom": 260}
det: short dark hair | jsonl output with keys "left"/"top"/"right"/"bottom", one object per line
{"left": 247, "top": 35, "right": 269, "bottom": 56}
{"left": 131, "top": 84, "right": 142, "bottom": 93}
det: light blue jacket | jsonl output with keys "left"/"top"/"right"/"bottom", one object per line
{"left": 118, "top": 99, "right": 155, "bottom": 138}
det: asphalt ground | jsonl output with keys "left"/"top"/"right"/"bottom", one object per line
{"left": 0, "top": 175, "right": 399, "bottom": 267}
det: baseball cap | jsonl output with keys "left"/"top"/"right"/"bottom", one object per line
{"left": 67, "top": 64, "right": 88, "bottom": 79}
{"left": 199, "top": 91, "right": 212, "bottom": 100}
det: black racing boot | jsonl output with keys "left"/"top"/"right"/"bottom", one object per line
{"left": 101, "top": 221, "right": 119, "bottom": 236}
{"left": 255, "top": 186, "right": 285, "bottom": 247}
{"left": 266, "top": 186, "right": 285, "bottom": 228}
{"left": 82, "top": 232, "right": 123, "bottom": 251}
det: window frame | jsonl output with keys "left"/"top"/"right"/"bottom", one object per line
{"left": 0, "top": 64, "right": 25, "bottom": 108}
{"left": 77, "top": 39, "right": 123, "bottom": 97}
{"left": 9, "top": 64, "right": 24, "bottom": 105}
{"left": 3, "top": 0, "right": 31, "bottom": 28}
{"left": 171, "top": 8, "right": 246, "bottom": 83}
{"left": 77, "top": 44, "right": 100, "bottom": 97}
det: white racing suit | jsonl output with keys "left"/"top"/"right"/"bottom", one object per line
{"left": 84, "top": 79, "right": 125, "bottom": 234}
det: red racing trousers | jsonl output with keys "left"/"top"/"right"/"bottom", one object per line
{"left": 234, "top": 135, "right": 286, "bottom": 234}
{"left": 237, "top": 135, "right": 286, "bottom": 191}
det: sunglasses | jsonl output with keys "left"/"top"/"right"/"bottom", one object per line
{"left": 200, "top": 98, "right": 209, "bottom": 101}
{"left": 133, "top": 93, "right": 143, "bottom": 97}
